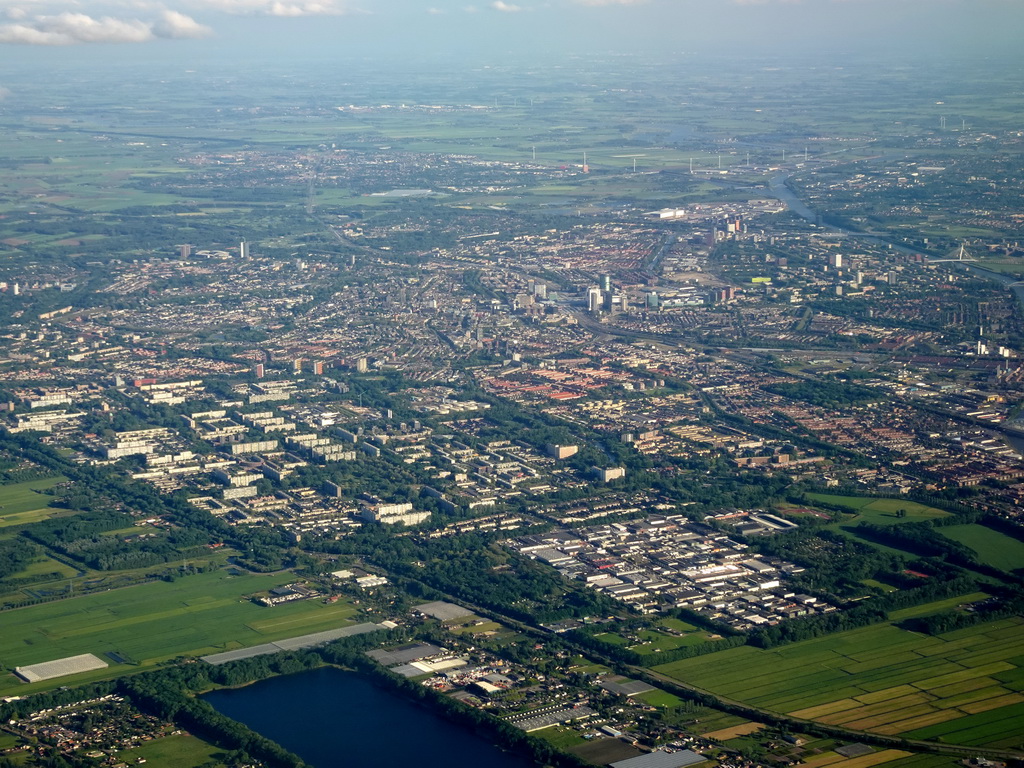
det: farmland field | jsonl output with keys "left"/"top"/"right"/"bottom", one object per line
{"left": 937, "top": 524, "right": 1024, "bottom": 573}
{"left": 0, "top": 568, "right": 359, "bottom": 695}
{"left": 793, "top": 752, "right": 966, "bottom": 768}
{"left": 654, "top": 598, "right": 1024, "bottom": 749}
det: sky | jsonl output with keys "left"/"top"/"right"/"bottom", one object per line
{"left": 0, "top": 0, "right": 1021, "bottom": 65}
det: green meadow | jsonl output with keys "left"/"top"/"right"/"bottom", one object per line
{"left": 117, "top": 733, "right": 226, "bottom": 768}
{"left": 0, "top": 477, "right": 67, "bottom": 528}
{"left": 805, "top": 494, "right": 951, "bottom": 525}
{"left": 0, "top": 569, "right": 359, "bottom": 695}
{"left": 596, "top": 616, "right": 727, "bottom": 657}
{"left": 937, "top": 524, "right": 1024, "bottom": 573}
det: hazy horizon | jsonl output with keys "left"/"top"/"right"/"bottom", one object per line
{"left": 0, "top": 0, "right": 1021, "bottom": 74}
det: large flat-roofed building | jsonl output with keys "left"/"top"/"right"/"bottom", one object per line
{"left": 413, "top": 601, "right": 474, "bottom": 622}
{"left": 201, "top": 623, "right": 386, "bottom": 665}
{"left": 15, "top": 653, "right": 108, "bottom": 683}
{"left": 610, "top": 750, "right": 707, "bottom": 768}
{"left": 365, "top": 643, "right": 444, "bottom": 667}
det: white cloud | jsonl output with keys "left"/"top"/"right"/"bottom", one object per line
{"left": 151, "top": 9, "right": 211, "bottom": 38}
{"left": 491, "top": 0, "right": 522, "bottom": 10}
{"left": 573, "top": 0, "right": 647, "bottom": 5}
{"left": 0, "top": 13, "right": 151, "bottom": 44}
{"left": 196, "top": 0, "right": 357, "bottom": 15}
{"left": 426, "top": 6, "right": 444, "bottom": 13}
{"left": 0, "top": 9, "right": 209, "bottom": 45}
{"left": 269, "top": 1, "right": 339, "bottom": 15}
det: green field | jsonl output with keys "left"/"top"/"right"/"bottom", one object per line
{"left": 117, "top": 733, "right": 226, "bottom": 767}
{"left": 806, "top": 494, "right": 951, "bottom": 525}
{"left": 0, "top": 568, "right": 359, "bottom": 694}
{"left": 802, "top": 494, "right": 954, "bottom": 559}
{"left": 937, "top": 524, "right": 1024, "bottom": 573}
{"left": 0, "top": 476, "right": 67, "bottom": 528}
{"left": 0, "top": 733, "right": 20, "bottom": 750}
{"left": 634, "top": 689, "right": 685, "bottom": 708}
{"left": 8, "top": 555, "right": 79, "bottom": 580}
{"left": 861, "top": 579, "right": 898, "bottom": 593}
{"left": 654, "top": 597, "right": 1024, "bottom": 749}
{"left": 595, "top": 617, "right": 725, "bottom": 656}
{"left": 450, "top": 620, "right": 501, "bottom": 635}
{"left": 536, "top": 725, "right": 589, "bottom": 750}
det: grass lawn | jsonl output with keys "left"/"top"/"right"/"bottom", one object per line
{"left": 8, "top": 556, "right": 79, "bottom": 580}
{"left": 631, "top": 628, "right": 719, "bottom": 655}
{"left": 659, "top": 617, "right": 701, "bottom": 633}
{"left": 117, "top": 733, "right": 226, "bottom": 767}
{"left": 595, "top": 618, "right": 722, "bottom": 657}
{"left": 571, "top": 663, "right": 612, "bottom": 676}
{"left": 450, "top": 620, "right": 501, "bottom": 635}
{"left": 536, "top": 726, "right": 588, "bottom": 750}
{"left": 0, "top": 476, "right": 68, "bottom": 527}
{"left": 861, "top": 579, "right": 898, "bottom": 593}
{"left": 937, "top": 524, "right": 1024, "bottom": 573}
{"left": 803, "top": 494, "right": 955, "bottom": 560}
{"left": 806, "top": 494, "right": 951, "bottom": 525}
{"left": 654, "top": 599, "right": 1024, "bottom": 747}
{"left": 0, "top": 733, "right": 19, "bottom": 750}
{"left": 0, "top": 568, "right": 360, "bottom": 695}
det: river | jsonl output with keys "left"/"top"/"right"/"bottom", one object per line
{"left": 204, "top": 667, "right": 539, "bottom": 768}
{"left": 767, "top": 173, "right": 1024, "bottom": 313}
{"left": 956, "top": 262, "right": 1024, "bottom": 312}
{"left": 768, "top": 174, "right": 818, "bottom": 222}
{"left": 767, "top": 171, "right": 1024, "bottom": 452}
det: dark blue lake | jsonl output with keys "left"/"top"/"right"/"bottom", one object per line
{"left": 204, "top": 667, "right": 538, "bottom": 768}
